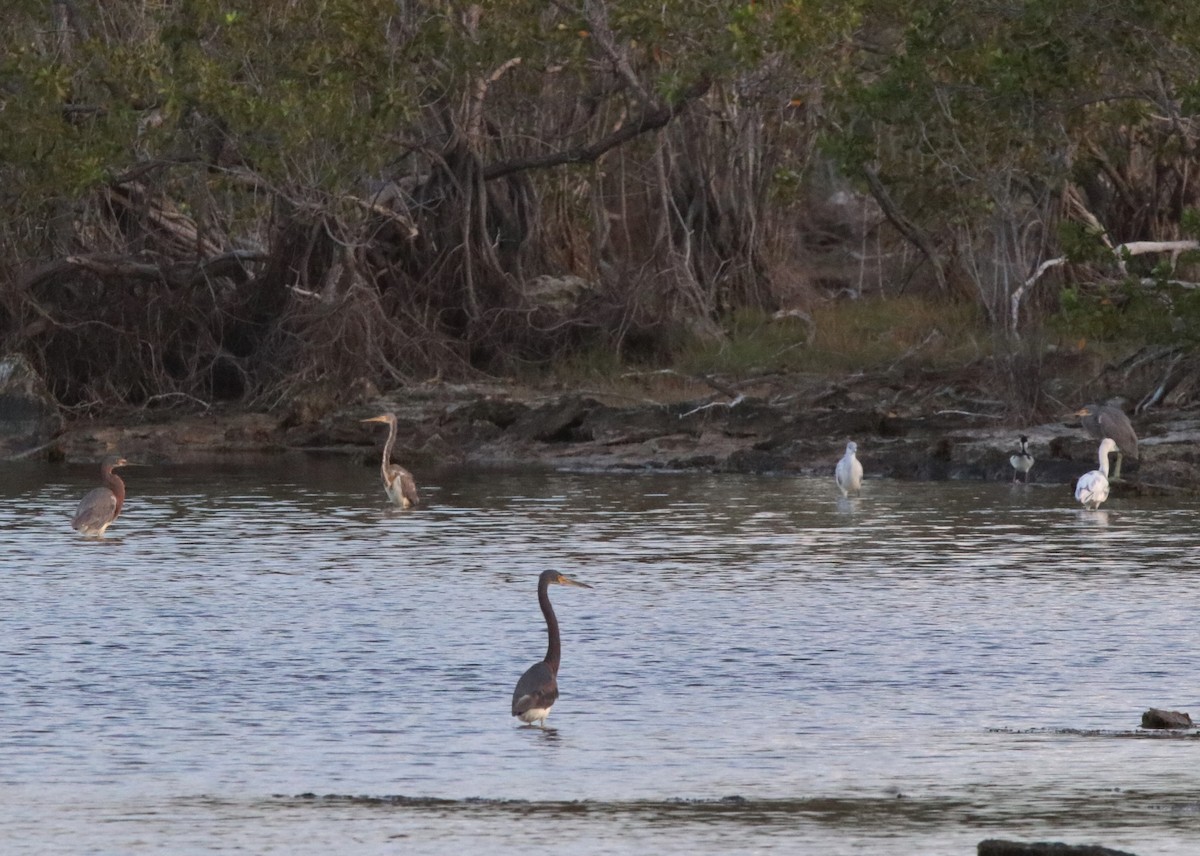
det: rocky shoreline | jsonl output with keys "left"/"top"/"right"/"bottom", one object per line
{"left": 28, "top": 373, "right": 1200, "bottom": 496}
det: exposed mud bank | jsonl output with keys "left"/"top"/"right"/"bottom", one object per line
{"left": 45, "top": 374, "right": 1200, "bottom": 496}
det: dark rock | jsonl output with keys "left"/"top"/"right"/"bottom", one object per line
{"left": 978, "top": 839, "right": 1139, "bottom": 856}
{"left": 722, "top": 446, "right": 789, "bottom": 474}
{"left": 507, "top": 395, "right": 598, "bottom": 443}
{"left": 0, "top": 353, "right": 62, "bottom": 459}
{"left": 584, "top": 401, "right": 688, "bottom": 443}
{"left": 442, "top": 397, "right": 529, "bottom": 429}
{"left": 46, "top": 370, "right": 1200, "bottom": 485}
{"left": 1140, "top": 707, "right": 1193, "bottom": 729}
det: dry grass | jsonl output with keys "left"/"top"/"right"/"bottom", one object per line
{"left": 801, "top": 296, "right": 990, "bottom": 373}
{"left": 527, "top": 296, "right": 1001, "bottom": 403}
{"left": 674, "top": 297, "right": 991, "bottom": 378}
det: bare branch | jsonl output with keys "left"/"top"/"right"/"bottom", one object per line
{"left": 483, "top": 78, "right": 711, "bottom": 181}
{"left": 861, "top": 165, "right": 948, "bottom": 293}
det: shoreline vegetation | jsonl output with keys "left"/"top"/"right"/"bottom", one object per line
{"left": 2, "top": 3, "right": 1198, "bottom": 488}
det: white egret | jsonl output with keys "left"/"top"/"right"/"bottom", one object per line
{"left": 1075, "top": 438, "right": 1118, "bottom": 510}
{"left": 835, "top": 441, "right": 864, "bottom": 497}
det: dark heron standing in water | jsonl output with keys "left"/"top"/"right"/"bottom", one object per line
{"left": 511, "top": 570, "right": 592, "bottom": 727}
{"left": 72, "top": 455, "right": 129, "bottom": 536}
{"left": 1075, "top": 403, "right": 1138, "bottom": 480}
{"left": 361, "top": 413, "right": 420, "bottom": 508}
{"left": 1076, "top": 438, "right": 1118, "bottom": 510}
{"left": 1009, "top": 435, "right": 1034, "bottom": 483}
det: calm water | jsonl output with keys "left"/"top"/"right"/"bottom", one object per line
{"left": 1, "top": 458, "right": 1198, "bottom": 854}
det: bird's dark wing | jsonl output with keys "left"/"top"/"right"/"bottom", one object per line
{"left": 384, "top": 464, "right": 419, "bottom": 507}
{"left": 1097, "top": 410, "right": 1139, "bottom": 458}
{"left": 397, "top": 469, "right": 420, "bottom": 507}
{"left": 72, "top": 488, "right": 117, "bottom": 532}
{"left": 512, "top": 661, "right": 558, "bottom": 717}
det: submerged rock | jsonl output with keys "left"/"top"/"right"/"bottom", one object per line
{"left": 1140, "top": 708, "right": 1193, "bottom": 729}
{"left": 0, "top": 353, "right": 62, "bottom": 459}
{"left": 978, "top": 840, "right": 1139, "bottom": 856}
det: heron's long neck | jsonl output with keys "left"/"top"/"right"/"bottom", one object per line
{"left": 539, "top": 580, "right": 561, "bottom": 674}
{"left": 380, "top": 421, "right": 397, "bottom": 474}
{"left": 1098, "top": 449, "right": 1110, "bottom": 478}
{"left": 104, "top": 468, "right": 126, "bottom": 516}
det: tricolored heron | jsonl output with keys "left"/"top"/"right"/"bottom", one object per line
{"left": 72, "top": 455, "right": 129, "bottom": 536}
{"left": 1009, "top": 435, "right": 1034, "bottom": 483}
{"left": 361, "top": 413, "right": 419, "bottom": 508}
{"left": 511, "top": 570, "right": 592, "bottom": 728}
{"left": 1075, "top": 403, "right": 1138, "bottom": 480}
{"left": 1075, "top": 438, "right": 1118, "bottom": 510}
{"left": 835, "top": 441, "right": 863, "bottom": 496}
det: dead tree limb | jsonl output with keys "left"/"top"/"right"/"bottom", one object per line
{"left": 482, "top": 78, "right": 712, "bottom": 182}
{"left": 861, "top": 165, "right": 948, "bottom": 294}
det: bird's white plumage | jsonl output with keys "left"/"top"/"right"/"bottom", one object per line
{"left": 516, "top": 706, "right": 552, "bottom": 726}
{"left": 1010, "top": 452, "right": 1034, "bottom": 475}
{"left": 1009, "top": 436, "right": 1034, "bottom": 483}
{"left": 383, "top": 465, "right": 419, "bottom": 508}
{"left": 835, "top": 441, "right": 863, "bottom": 496}
{"left": 1075, "top": 438, "right": 1117, "bottom": 510}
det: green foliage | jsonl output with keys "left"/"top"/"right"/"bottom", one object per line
{"left": 3, "top": 0, "right": 1200, "bottom": 412}
{"left": 1058, "top": 221, "right": 1112, "bottom": 265}
{"left": 1052, "top": 280, "right": 1200, "bottom": 347}
{"left": 675, "top": 299, "right": 988, "bottom": 377}
{"left": 677, "top": 309, "right": 812, "bottom": 375}
{"left": 802, "top": 297, "right": 987, "bottom": 372}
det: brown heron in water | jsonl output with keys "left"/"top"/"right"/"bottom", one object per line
{"left": 834, "top": 441, "right": 863, "bottom": 496}
{"left": 511, "top": 570, "right": 592, "bottom": 728}
{"left": 1075, "top": 403, "right": 1138, "bottom": 480}
{"left": 72, "top": 455, "right": 129, "bottom": 536}
{"left": 1009, "top": 435, "right": 1034, "bottom": 483}
{"left": 361, "top": 413, "right": 419, "bottom": 508}
{"left": 1075, "top": 438, "right": 1118, "bottom": 510}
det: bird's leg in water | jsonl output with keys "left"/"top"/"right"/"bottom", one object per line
{"left": 1113, "top": 451, "right": 1123, "bottom": 480}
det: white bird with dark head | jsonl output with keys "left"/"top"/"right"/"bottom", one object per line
{"left": 1075, "top": 438, "right": 1118, "bottom": 510}
{"left": 835, "top": 441, "right": 863, "bottom": 497}
{"left": 1010, "top": 435, "right": 1034, "bottom": 483}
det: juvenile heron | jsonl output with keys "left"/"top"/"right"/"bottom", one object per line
{"left": 835, "top": 441, "right": 863, "bottom": 496}
{"left": 511, "top": 570, "right": 592, "bottom": 728}
{"left": 72, "top": 455, "right": 129, "bottom": 536}
{"left": 361, "top": 413, "right": 419, "bottom": 508}
{"left": 1075, "top": 403, "right": 1138, "bottom": 480}
{"left": 1009, "top": 435, "right": 1034, "bottom": 483}
{"left": 1075, "top": 438, "right": 1118, "bottom": 510}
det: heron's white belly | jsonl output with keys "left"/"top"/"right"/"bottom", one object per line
{"left": 518, "top": 707, "right": 552, "bottom": 724}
